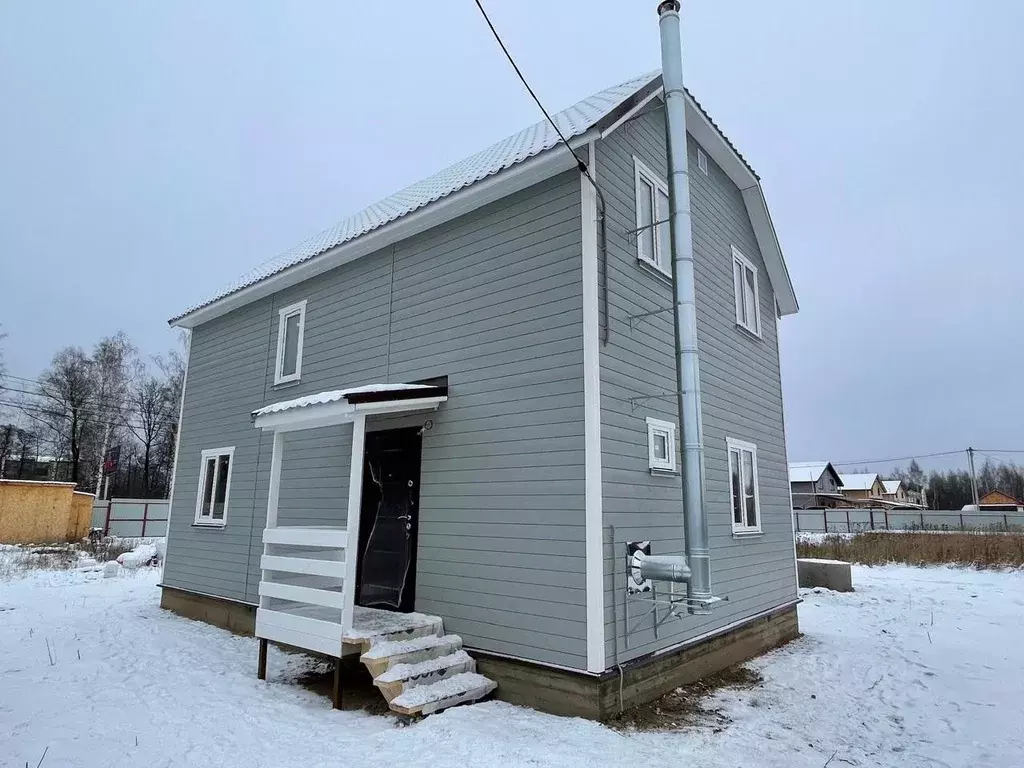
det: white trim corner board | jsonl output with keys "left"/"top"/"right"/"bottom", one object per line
{"left": 581, "top": 141, "right": 606, "bottom": 674}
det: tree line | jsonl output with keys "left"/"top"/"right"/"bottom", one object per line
{"left": 890, "top": 457, "right": 1024, "bottom": 510}
{"left": 0, "top": 329, "right": 184, "bottom": 499}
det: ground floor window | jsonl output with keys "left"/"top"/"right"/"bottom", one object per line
{"left": 195, "top": 446, "right": 234, "bottom": 526}
{"left": 727, "top": 438, "right": 760, "bottom": 533}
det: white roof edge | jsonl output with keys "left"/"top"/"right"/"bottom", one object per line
{"left": 172, "top": 143, "right": 579, "bottom": 328}
{"left": 601, "top": 83, "right": 798, "bottom": 317}
{"left": 681, "top": 98, "right": 798, "bottom": 316}
{"left": 174, "top": 70, "right": 800, "bottom": 326}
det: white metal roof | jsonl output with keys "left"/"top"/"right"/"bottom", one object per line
{"left": 172, "top": 72, "right": 659, "bottom": 323}
{"left": 171, "top": 70, "right": 798, "bottom": 326}
{"left": 788, "top": 462, "right": 831, "bottom": 484}
{"left": 839, "top": 473, "right": 882, "bottom": 492}
{"left": 252, "top": 383, "right": 434, "bottom": 418}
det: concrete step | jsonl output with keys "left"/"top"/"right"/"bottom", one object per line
{"left": 360, "top": 633, "right": 463, "bottom": 678}
{"left": 389, "top": 671, "right": 498, "bottom": 716}
{"left": 373, "top": 650, "right": 476, "bottom": 703}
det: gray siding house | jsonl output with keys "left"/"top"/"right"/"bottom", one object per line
{"left": 161, "top": 70, "right": 800, "bottom": 718}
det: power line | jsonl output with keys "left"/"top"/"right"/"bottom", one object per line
{"left": 831, "top": 449, "right": 967, "bottom": 467}
{"left": 472, "top": 0, "right": 594, "bottom": 183}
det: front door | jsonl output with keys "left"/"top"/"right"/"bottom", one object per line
{"left": 356, "top": 427, "right": 421, "bottom": 612}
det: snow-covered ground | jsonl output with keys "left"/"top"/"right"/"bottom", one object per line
{"left": 1, "top": 556, "right": 1021, "bottom": 768}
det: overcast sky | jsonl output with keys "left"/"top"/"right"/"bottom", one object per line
{"left": 2, "top": 1, "right": 1022, "bottom": 473}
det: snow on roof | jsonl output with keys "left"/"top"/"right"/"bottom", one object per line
{"left": 839, "top": 473, "right": 882, "bottom": 492}
{"left": 882, "top": 479, "right": 903, "bottom": 494}
{"left": 789, "top": 462, "right": 831, "bottom": 484}
{"left": 171, "top": 71, "right": 661, "bottom": 323}
{"left": 252, "top": 383, "right": 433, "bottom": 418}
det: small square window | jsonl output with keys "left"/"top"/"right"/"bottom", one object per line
{"left": 731, "top": 246, "right": 761, "bottom": 338}
{"left": 697, "top": 148, "right": 709, "bottom": 175}
{"left": 646, "top": 417, "right": 677, "bottom": 473}
{"left": 727, "top": 438, "right": 761, "bottom": 534}
{"left": 633, "top": 157, "right": 671, "bottom": 277}
{"left": 195, "top": 447, "right": 235, "bottom": 526}
{"left": 275, "top": 300, "right": 307, "bottom": 385}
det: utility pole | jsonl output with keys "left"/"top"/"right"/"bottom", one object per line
{"left": 967, "top": 446, "right": 979, "bottom": 508}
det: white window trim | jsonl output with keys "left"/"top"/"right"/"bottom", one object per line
{"left": 727, "top": 437, "right": 761, "bottom": 534}
{"left": 194, "top": 446, "right": 235, "bottom": 527}
{"left": 632, "top": 156, "right": 672, "bottom": 278}
{"left": 646, "top": 417, "right": 677, "bottom": 473}
{"left": 697, "top": 147, "right": 709, "bottom": 175}
{"left": 731, "top": 245, "right": 762, "bottom": 339}
{"left": 274, "top": 299, "right": 307, "bottom": 385}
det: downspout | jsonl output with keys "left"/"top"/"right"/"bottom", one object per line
{"left": 658, "top": 0, "right": 712, "bottom": 611}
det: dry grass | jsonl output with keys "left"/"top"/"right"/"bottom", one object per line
{"left": 80, "top": 538, "right": 136, "bottom": 563}
{"left": 0, "top": 544, "right": 79, "bottom": 580}
{"left": 605, "top": 665, "right": 764, "bottom": 732}
{"left": 798, "top": 531, "right": 1024, "bottom": 568}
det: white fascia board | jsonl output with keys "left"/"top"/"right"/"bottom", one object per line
{"left": 253, "top": 396, "right": 446, "bottom": 433}
{"left": 603, "top": 88, "right": 799, "bottom": 317}
{"left": 173, "top": 145, "right": 580, "bottom": 329}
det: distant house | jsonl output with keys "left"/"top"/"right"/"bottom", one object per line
{"left": 789, "top": 462, "right": 845, "bottom": 508}
{"left": 838, "top": 473, "right": 887, "bottom": 504}
{"left": 975, "top": 490, "right": 1024, "bottom": 512}
{"left": 881, "top": 479, "right": 908, "bottom": 503}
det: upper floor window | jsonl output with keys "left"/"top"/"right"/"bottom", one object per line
{"left": 633, "top": 157, "right": 671, "bottom": 275}
{"left": 697, "top": 147, "right": 709, "bottom": 175}
{"left": 195, "top": 446, "right": 235, "bottom": 526}
{"left": 731, "top": 246, "right": 761, "bottom": 338}
{"left": 275, "top": 300, "right": 307, "bottom": 385}
{"left": 646, "top": 417, "right": 677, "bottom": 473}
{"left": 727, "top": 438, "right": 761, "bottom": 534}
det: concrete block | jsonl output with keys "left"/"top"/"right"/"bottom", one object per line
{"left": 798, "top": 558, "right": 853, "bottom": 592}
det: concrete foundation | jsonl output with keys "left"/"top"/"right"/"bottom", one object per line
{"left": 160, "top": 585, "right": 799, "bottom": 720}
{"left": 160, "top": 585, "right": 256, "bottom": 635}
{"left": 797, "top": 558, "right": 853, "bottom": 592}
{"left": 478, "top": 603, "right": 800, "bottom": 719}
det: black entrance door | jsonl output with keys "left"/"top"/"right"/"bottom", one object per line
{"left": 356, "top": 427, "right": 421, "bottom": 612}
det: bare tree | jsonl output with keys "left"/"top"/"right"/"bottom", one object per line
{"left": 35, "top": 347, "right": 96, "bottom": 484}
{"left": 123, "top": 373, "right": 174, "bottom": 495}
{"left": 90, "top": 333, "right": 136, "bottom": 494}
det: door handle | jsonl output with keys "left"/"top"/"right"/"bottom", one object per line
{"left": 396, "top": 514, "right": 412, "bottom": 521}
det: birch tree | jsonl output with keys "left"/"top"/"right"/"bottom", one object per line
{"left": 90, "top": 333, "right": 136, "bottom": 494}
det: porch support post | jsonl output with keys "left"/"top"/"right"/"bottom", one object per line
{"left": 260, "top": 431, "right": 285, "bottom": 613}
{"left": 266, "top": 431, "right": 285, "bottom": 530}
{"left": 342, "top": 415, "right": 367, "bottom": 636}
{"left": 257, "top": 638, "right": 268, "bottom": 680}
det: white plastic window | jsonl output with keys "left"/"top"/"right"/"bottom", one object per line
{"left": 195, "top": 447, "right": 235, "bottom": 526}
{"left": 727, "top": 438, "right": 761, "bottom": 534}
{"left": 732, "top": 246, "right": 761, "bottom": 337}
{"left": 646, "top": 417, "right": 677, "bottom": 473}
{"left": 697, "top": 147, "right": 709, "bottom": 175}
{"left": 633, "top": 157, "right": 671, "bottom": 275}
{"left": 275, "top": 300, "right": 307, "bottom": 385}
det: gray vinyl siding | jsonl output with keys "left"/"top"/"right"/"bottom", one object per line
{"left": 163, "top": 170, "right": 589, "bottom": 668}
{"left": 595, "top": 108, "right": 798, "bottom": 665}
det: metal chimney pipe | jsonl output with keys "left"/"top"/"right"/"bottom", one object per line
{"left": 657, "top": 0, "right": 712, "bottom": 611}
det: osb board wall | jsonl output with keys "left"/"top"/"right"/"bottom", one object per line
{"left": 0, "top": 480, "right": 89, "bottom": 544}
{"left": 68, "top": 492, "right": 95, "bottom": 541}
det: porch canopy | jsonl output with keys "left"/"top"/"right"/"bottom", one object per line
{"left": 250, "top": 383, "right": 447, "bottom": 644}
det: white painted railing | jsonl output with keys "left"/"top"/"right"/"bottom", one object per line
{"left": 254, "top": 415, "right": 367, "bottom": 658}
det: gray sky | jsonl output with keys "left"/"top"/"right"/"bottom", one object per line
{"left": 2, "top": 1, "right": 1022, "bottom": 472}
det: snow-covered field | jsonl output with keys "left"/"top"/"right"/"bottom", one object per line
{"left": 1, "top": 555, "right": 1021, "bottom": 768}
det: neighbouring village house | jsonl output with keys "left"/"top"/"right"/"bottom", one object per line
{"left": 789, "top": 461, "right": 845, "bottom": 509}
{"left": 160, "top": 63, "right": 801, "bottom": 718}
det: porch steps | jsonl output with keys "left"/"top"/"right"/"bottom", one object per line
{"left": 355, "top": 614, "right": 496, "bottom": 715}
